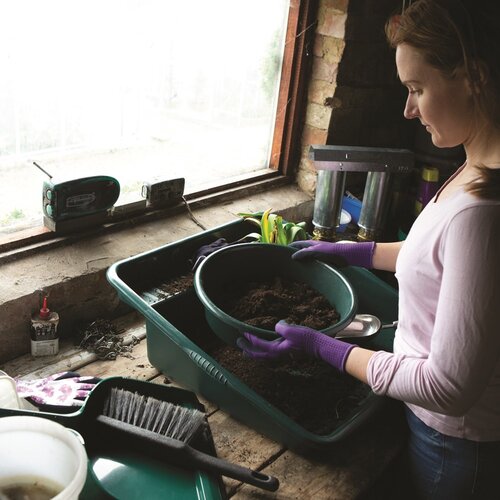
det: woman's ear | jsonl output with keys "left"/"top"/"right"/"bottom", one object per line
{"left": 468, "top": 60, "right": 489, "bottom": 94}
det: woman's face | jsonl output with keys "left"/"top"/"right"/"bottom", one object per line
{"left": 396, "top": 43, "right": 475, "bottom": 148}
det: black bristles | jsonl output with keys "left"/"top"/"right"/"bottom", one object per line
{"left": 103, "top": 387, "right": 206, "bottom": 443}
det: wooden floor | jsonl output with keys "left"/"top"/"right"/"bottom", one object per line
{"left": 0, "top": 312, "right": 406, "bottom": 499}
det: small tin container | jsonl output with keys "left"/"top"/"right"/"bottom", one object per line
{"left": 30, "top": 297, "right": 59, "bottom": 357}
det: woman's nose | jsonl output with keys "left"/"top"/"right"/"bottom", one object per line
{"left": 404, "top": 94, "right": 419, "bottom": 119}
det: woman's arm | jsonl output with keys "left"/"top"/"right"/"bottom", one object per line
{"left": 345, "top": 346, "right": 374, "bottom": 383}
{"left": 364, "top": 205, "right": 500, "bottom": 415}
{"left": 372, "top": 241, "right": 403, "bottom": 272}
{"left": 328, "top": 241, "right": 404, "bottom": 382}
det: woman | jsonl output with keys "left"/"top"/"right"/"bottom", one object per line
{"left": 238, "top": 1, "right": 500, "bottom": 498}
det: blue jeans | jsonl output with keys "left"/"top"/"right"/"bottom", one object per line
{"left": 406, "top": 407, "right": 500, "bottom": 499}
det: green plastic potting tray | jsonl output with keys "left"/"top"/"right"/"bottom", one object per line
{"left": 107, "top": 219, "right": 399, "bottom": 453}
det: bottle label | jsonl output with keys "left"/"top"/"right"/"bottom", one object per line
{"left": 30, "top": 316, "right": 59, "bottom": 356}
{"left": 30, "top": 322, "right": 58, "bottom": 341}
{"left": 31, "top": 338, "right": 59, "bottom": 357}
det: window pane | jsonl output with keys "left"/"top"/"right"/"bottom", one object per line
{"left": 0, "top": 0, "right": 290, "bottom": 233}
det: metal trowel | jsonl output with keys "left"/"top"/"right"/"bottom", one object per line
{"left": 335, "top": 314, "right": 398, "bottom": 340}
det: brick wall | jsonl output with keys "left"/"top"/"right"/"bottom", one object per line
{"left": 296, "top": 0, "right": 416, "bottom": 196}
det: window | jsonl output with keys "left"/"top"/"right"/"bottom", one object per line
{"left": 0, "top": 0, "right": 311, "bottom": 237}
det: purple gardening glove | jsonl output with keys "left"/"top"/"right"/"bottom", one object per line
{"left": 15, "top": 371, "right": 99, "bottom": 407}
{"left": 237, "top": 321, "right": 355, "bottom": 373}
{"left": 289, "top": 240, "right": 375, "bottom": 268}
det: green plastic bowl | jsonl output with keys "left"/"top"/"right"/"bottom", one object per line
{"left": 194, "top": 243, "right": 357, "bottom": 347}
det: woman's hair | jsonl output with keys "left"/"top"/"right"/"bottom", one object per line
{"left": 386, "top": 0, "right": 500, "bottom": 199}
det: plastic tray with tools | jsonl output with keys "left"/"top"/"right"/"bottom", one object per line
{"left": 106, "top": 219, "right": 399, "bottom": 453}
{"left": 0, "top": 378, "right": 226, "bottom": 500}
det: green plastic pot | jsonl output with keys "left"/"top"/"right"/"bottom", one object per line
{"left": 194, "top": 243, "right": 357, "bottom": 347}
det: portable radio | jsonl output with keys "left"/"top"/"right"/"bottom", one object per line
{"left": 42, "top": 175, "right": 120, "bottom": 222}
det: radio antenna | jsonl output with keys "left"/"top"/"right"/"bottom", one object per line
{"left": 33, "top": 161, "right": 53, "bottom": 179}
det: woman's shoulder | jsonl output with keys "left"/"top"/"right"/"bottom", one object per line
{"left": 445, "top": 190, "right": 500, "bottom": 236}
{"left": 449, "top": 188, "right": 500, "bottom": 210}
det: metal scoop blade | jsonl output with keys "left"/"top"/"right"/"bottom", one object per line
{"left": 335, "top": 314, "right": 397, "bottom": 339}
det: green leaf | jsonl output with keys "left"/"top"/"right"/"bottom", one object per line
{"left": 276, "top": 217, "right": 291, "bottom": 246}
{"left": 260, "top": 208, "right": 273, "bottom": 243}
{"left": 237, "top": 208, "right": 307, "bottom": 246}
{"left": 244, "top": 217, "right": 264, "bottom": 229}
{"left": 267, "top": 213, "right": 279, "bottom": 244}
{"left": 287, "top": 225, "right": 307, "bottom": 242}
{"left": 237, "top": 211, "right": 264, "bottom": 219}
{"left": 243, "top": 232, "right": 262, "bottom": 241}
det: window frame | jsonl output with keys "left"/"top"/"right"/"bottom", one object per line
{"left": 0, "top": 0, "right": 316, "bottom": 255}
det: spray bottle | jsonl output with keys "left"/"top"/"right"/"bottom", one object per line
{"left": 30, "top": 296, "right": 59, "bottom": 357}
{"left": 415, "top": 166, "right": 440, "bottom": 216}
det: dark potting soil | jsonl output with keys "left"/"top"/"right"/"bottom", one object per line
{"left": 217, "top": 276, "right": 340, "bottom": 331}
{"left": 159, "top": 273, "right": 370, "bottom": 435}
{"left": 210, "top": 344, "right": 370, "bottom": 435}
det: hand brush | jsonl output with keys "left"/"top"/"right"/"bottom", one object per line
{"left": 96, "top": 387, "right": 280, "bottom": 492}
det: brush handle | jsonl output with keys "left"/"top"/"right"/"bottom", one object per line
{"left": 96, "top": 415, "right": 279, "bottom": 492}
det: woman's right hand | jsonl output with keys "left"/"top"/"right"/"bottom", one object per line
{"left": 237, "top": 321, "right": 355, "bottom": 373}
{"left": 289, "top": 240, "right": 375, "bottom": 268}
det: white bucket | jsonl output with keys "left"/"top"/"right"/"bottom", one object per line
{"left": 0, "top": 370, "right": 22, "bottom": 409}
{"left": 0, "top": 416, "right": 88, "bottom": 499}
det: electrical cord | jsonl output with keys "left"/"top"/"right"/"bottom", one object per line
{"left": 182, "top": 196, "right": 206, "bottom": 230}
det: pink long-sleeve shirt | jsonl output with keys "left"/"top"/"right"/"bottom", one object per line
{"left": 367, "top": 180, "right": 500, "bottom": 441}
